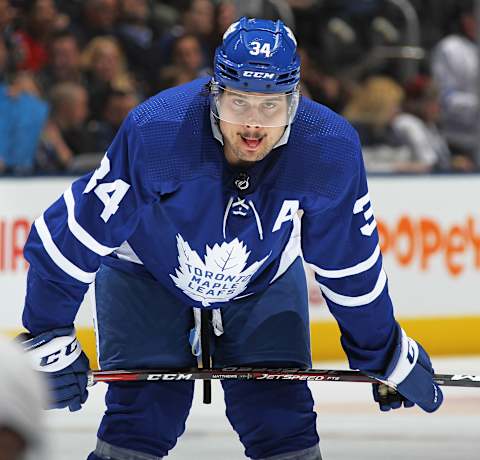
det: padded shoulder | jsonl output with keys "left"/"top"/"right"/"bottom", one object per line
{"left": 274, "top": 97, "right": 363, "bottom": 200}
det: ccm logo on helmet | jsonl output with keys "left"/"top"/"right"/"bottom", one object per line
{"left": 242, "top": 71, "right": 275, "bottom": 79}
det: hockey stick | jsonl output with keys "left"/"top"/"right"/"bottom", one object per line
{"left": 200, "top": 309, "right": 212, "bottom": 404}
{"left": 87, "top": 367, "right": 480, "bottom": 388}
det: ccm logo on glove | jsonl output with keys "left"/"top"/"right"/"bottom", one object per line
{"left": 23, "top": 330, "right": 82, "bottom": 373}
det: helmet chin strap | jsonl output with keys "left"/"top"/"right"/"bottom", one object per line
{"left": 209, "top": 112, "right": 292, "bottom": 150}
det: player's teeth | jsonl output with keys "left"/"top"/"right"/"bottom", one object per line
{"left": 245, "top": 139, "right": 260, "bottom": 147}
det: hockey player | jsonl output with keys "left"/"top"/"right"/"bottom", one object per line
{"left": 19, "top": 18, "right": 442, "bottom": 460}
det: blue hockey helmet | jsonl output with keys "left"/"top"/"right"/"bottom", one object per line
{"left": 211, "top": 18, "right": 301, "bottom": 127}
{"left": 213, "top": 17, "right": 301, "bottom": 94}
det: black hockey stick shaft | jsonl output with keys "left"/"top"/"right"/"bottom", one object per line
{"left": 88, "top": 368, "right": 480, "bottom": 388}
{"left": 200, "top": 309, "right": 212, "bottom": 404}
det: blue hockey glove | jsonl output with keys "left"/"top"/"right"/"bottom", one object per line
{"left": 369, "top": 324, "right": 443, "bottom": 413}
{"left": 19, "top": 327, "right": 90, "bottom": 412}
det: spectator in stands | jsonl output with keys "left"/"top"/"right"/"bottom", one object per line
{"left": 0, "top": 23, "right": 42, "bottom": 99}
{"left": 182, "top": 0, "right": 215, "bottom": 49}
{"left": 0, "top": 0, "right": 15, "bottom": 31}
{"left": 288, "top": 0, "right": 381, "bottom": 77}
{"left": 213, "top": 1, "right": 294, "bottom": 47}
{"left": 342, "top": 75, "right": 411, "bottom": 173}
{"left": 91, "top": 88, "right": 139, "bottom": 153}
{"left": 157, "top": 33, "right": 211, "bottom": 90}
{"left": 297, "top": 46, "right": 349, "bottom": 113}
{"left": 37, "top": 81, "right": 96, "bottom": 172}
{"left": 431, "top": 0, "right": 478, "bottom": 169}
{"left": 343, "top": 75, "right": 404, "bottom": 146}
{"left": 230, "top": 0, "right": 295, "bottom": 28}
{"left": 391, "top": 75, "right": 452, "bottom": 173}
{"left": 0, "top": 37, "right": 48, "bottom": 175}
{"left": 215, "top": 0, "right": 238, "bottom": 37}
{"left": 0, "top": 19, "right": 8, "bottom": 81}
{"left": 0, "top": 336, "right": 48, "bottom": 460}
{"left": 37, "top": 30, "right": 84, "bottom": 93}
{"left": 0, "top": 0, "right": 17, "bottom": 52}
{"left": 13, "top": 0, "right": 69, "bottom": 73}
{"left": 116, "top": 0, "right": 156, "bottom": 88}
{"left": 1, "top": 0, "right": 476, "bottom": 176}
{"left": 158, "top": 0, "right": 216, "bottom": 72}
{"left": 73, "top": 0, "right": 118, "bottom": 46}
{"left": 81, "top": 35, "right": 137, "bottom": 121}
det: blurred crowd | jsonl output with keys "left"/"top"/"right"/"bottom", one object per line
{"left": 0, "top": 0, "right": 478, "bottom": 175}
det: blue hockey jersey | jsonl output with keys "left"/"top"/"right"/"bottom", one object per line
{"left": 22, "top": 77, "right": 396, "bottom": 373}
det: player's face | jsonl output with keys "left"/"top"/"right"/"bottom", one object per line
{"left": 217, "top": 89, "right": 289, "bottom": 166}
{"left": 217, "top": 89, "right": 290, "bottom": 127}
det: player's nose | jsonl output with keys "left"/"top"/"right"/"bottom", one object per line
{"left": 243, "top": 108, "right": 263, "bottom": 129}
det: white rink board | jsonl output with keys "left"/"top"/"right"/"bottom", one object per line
{"left": 1, "top": 175, "right": 479, "bottom": 329}
{"left": 369, "top": 176, "right": 479, "bottom": 318}
{"left": 0, "top": 178, "right": 95, "bottom": 330}
{"left": 308, "top": 176, "right": 480, "bottom": 320}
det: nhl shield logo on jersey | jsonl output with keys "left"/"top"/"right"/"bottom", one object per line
{"left": 170, "top": 234, "right": 270, "bottom": 306}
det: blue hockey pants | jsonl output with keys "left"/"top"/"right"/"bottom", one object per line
{"left": 88, "top": 257, "right": 320, "bottom": 459}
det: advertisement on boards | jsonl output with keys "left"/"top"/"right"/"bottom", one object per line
{"left": 1, "top": 176, "right": 479, "bottom": 330}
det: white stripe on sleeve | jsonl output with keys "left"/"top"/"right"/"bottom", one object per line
{"left": 319, "top": 268, "right": 387, "bottom": 307}
{"left": 309, "top": 244, "right": 380, "bottom": 279}
{"left": 34, "top": 215, "right": 96, "bottom": 284}
{"left": 64, "top": 186, "right": 117, "bottom": 256}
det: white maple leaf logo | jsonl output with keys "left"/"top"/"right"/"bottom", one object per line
{"left": 170, "top": 234, "right": 270, "bottom": 306}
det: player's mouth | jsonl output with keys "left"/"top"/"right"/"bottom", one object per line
{"left": 240, "top": 134, "right": 264, "bottom": 151}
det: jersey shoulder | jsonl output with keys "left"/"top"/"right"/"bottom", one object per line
{"left": 127, "top": 77, "right": 220, "bottom": 190}
{"left": 131, "top": 76, "right": 210, "bottom": 127}
{"left": 278, "top": 97, "right": 363, "bottom": 199}
{"left": 296, "top": 97, "right": 360, "bottom": 143}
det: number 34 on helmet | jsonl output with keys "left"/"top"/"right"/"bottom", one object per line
{"left": 211, "top": 17, "right": 301, "bottom": 128}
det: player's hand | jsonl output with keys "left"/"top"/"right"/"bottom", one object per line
{"left": 372, "top": 382, "right": 415, "bottom": 411}
{"left": 369, "top": 324, "right": 443, "bottom": 413}
{"left": 18, "top": 327, "right": 90, "bottom": 412}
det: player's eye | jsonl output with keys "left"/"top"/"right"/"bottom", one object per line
{"left": 262, "top": 101, "right": 277, "bottom": 110}
{"left": 232, "top": 98, "right": 247, "bottom": 107}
